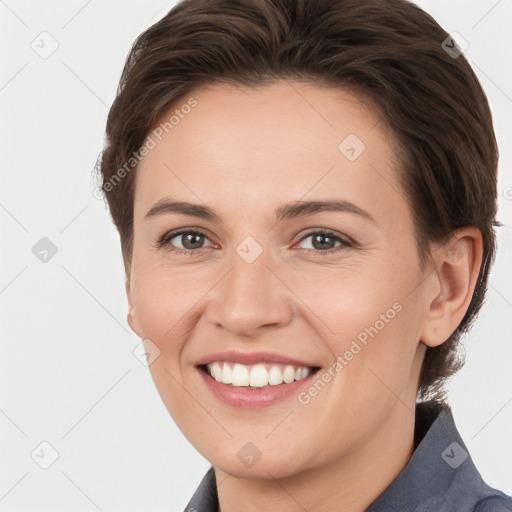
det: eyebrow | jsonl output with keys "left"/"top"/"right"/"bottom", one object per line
{"left": 144, "top": 198, "right": 376, "bottom": 224}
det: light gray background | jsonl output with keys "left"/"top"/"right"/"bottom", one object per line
{"left": 1, "top": 1, "right": 511, "bottom": 510}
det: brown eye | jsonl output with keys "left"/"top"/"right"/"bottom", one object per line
{"left": 159, "top": 230, "right": 213, "bottom": 252}
{"left": 297, "top": 230, "right": 352, "bottom": 253}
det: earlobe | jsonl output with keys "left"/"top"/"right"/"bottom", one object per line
{"left": 125, "top": 277, "right": 142, "bottom": 338}
{"left": 420, "top": 227, "right": 483, "bottom": 348}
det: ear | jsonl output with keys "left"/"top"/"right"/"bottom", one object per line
{"left": 420, "top": 227, "right": 483, "bottom": 348}
{"left": 125, "top": 276, "right": 143, "bottom": 338}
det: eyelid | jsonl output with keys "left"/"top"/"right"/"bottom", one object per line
{"left": 157, "top": 227, "right": 355, "bottom": 255}
{"left": 157, "top": 228, "right": 213, "bottom": 249}
{"left": 295, "top": 229, "right": 354, "bottom": 250}
{"left": 298, "top": 228, "right": 352, "bottom": 241}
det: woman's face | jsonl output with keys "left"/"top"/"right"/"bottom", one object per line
{"left": 126, "top": 80, "right": 433, "bottom": 479}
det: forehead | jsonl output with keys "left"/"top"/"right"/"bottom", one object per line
{"left": 149, "top": 80, "right": 388, "bottom": 153}
{"left": 134, "top": 80, "right": 406, "bottom": 227}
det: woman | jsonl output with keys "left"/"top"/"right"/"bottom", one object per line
{"left": 97, "top": 0, "right": 512, "bottom": 510}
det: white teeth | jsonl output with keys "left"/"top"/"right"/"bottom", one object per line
{"left": 249, "top": 364, "right": 269, "bottom": 387}
{"left": 205, "top": 362, "right": 313, "bottom": 387}
{"left": 268, "top": 366, "right": 283, "bottom": 385}
{"left": 231, "top": 363, "right": 249, "bottom": 386}
{"left": 282, "top": 365, "right": 295, "bottom": 383}
{"left": 211, "top": 362, "right": 222, "bottom": 382}
{"left": 221, "top": 364, "right": 233, "bottom": 384}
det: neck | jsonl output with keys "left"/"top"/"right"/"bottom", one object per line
{"left": 215, "top": 401, "right": 416, "bottom": 512}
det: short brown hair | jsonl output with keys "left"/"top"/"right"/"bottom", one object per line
{"left": 97, "top": 0, "right": 500, "bottom": 401}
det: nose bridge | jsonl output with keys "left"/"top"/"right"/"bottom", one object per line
{"left": 212, "top": 238, "right": 292, "bottom": 334}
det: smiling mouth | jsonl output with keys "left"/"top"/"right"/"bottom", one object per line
{"left": 198, "top": 362, "right": 321, "bottom": 388}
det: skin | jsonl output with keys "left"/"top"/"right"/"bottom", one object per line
{"left": 125, "top": 80, "right": 482, "bottom": 512}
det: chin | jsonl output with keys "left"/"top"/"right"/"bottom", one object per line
{"left": 201, "top": 439, "right": 317, "bottom": 481}
{"left": 213, "top": 456, "right": 306, "bottom": 481}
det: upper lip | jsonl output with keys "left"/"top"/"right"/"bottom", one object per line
{"left": 195, "top": 350, "right": 320, "bottom": 368}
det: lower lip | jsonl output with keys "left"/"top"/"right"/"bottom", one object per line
{"left": 196, "top": 366, "right": 319, "bottom": 409}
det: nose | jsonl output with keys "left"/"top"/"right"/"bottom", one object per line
{"left": 207, "top": 247, "right": 294, "bottom": 337}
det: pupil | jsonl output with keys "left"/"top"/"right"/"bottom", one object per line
{"left": 313, "top": 234, "right": 333, "bottom": 250}
{"left": 184, "top": 233, "right": 203, "bottom": 249}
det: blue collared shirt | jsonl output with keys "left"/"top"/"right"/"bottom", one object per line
{"left": 183, "top": 401, "right": 512, "bottom": 511}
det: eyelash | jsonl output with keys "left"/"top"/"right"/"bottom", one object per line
{"left": 155, "top": 229, "right": 354, "bottom": 256}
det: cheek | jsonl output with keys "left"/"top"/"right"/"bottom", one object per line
{"left": 284, "top": 259, "right": 403, "bottom": 343}
{"left": 339, "top": 303, "right": 422, "bottom": 417}
{"left": 291, "top": 255, "right": 421, "bottom": 389}
{"left": 131, "top": 265, "right": 209, "bottom": 344}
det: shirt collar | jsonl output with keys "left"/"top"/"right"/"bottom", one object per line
{"left": 183, "top": 401, "right": 497, "bottom": 512}
{"left": 366, "top": 400, "right": 481, "bottom": 511}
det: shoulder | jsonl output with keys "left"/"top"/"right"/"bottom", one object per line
{"left": 473, "top": 495, "right": 512, "bottom": 512}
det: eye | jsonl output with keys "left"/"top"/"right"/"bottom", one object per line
{"left": 156, "top": 228, "right": 353, "bottom": 256}
{"left": 157, "top": 230, "right": 213, "bottom": 253}
{"left": 296, "top": 230, "right": 352, "bottom": 253}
